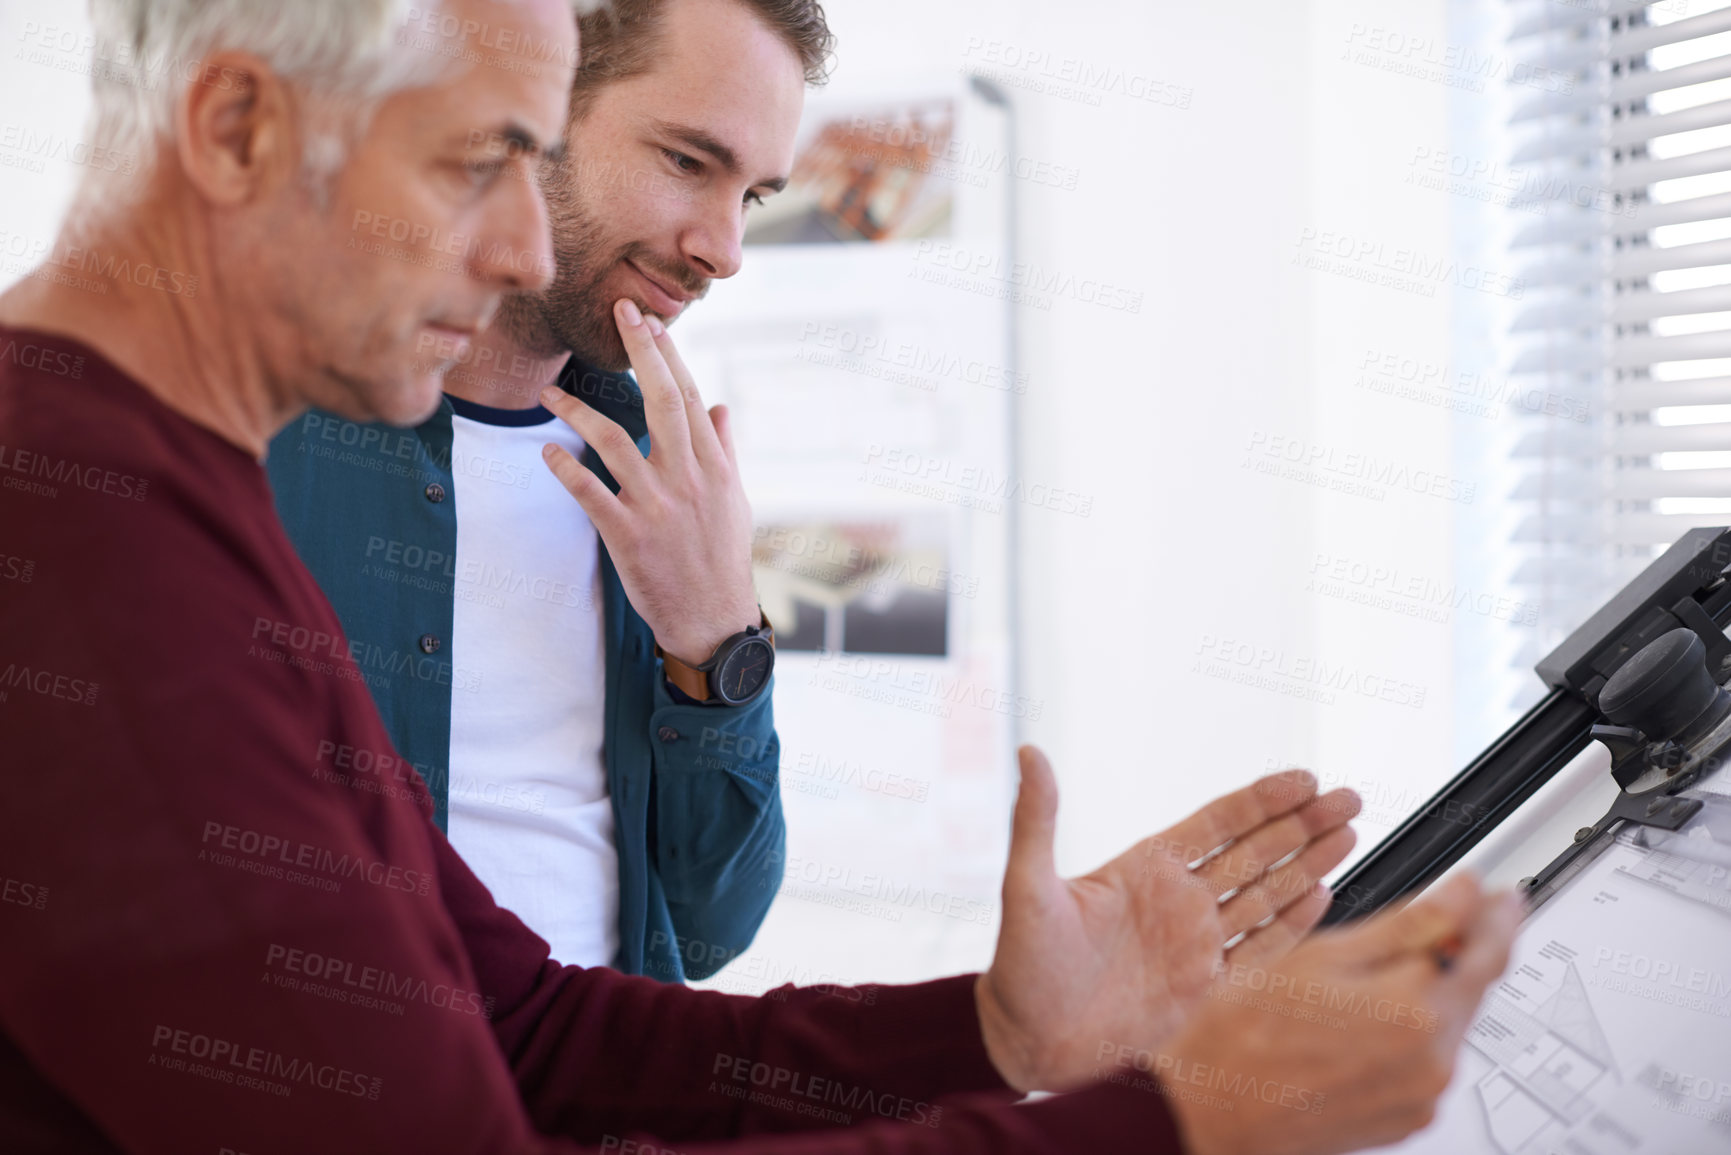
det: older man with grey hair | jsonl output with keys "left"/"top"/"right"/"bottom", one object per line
{"left": 0, "top": 0, "right": 1524, "bottom": 1152}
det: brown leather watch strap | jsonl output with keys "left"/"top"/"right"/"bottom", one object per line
{"left": 656, "top": 610, "right": 774, "bottom": 702}
{"left": 658, "top": 649, "right": 711, "bottom": 701}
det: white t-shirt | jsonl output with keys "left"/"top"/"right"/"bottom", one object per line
{"left": 445, "top": 396, "right": 618, "bottom": 968}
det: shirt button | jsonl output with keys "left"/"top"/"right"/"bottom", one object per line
{"left": 657, "top": 726, "right": 681, "bottom": 743}
{"left": 424, "top": 482, "right": 446, "bottom": 503}
{"left": 419, "top": 634, "right": 441, "bottom": 654}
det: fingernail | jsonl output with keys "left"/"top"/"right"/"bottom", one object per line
{"left": 619, "top": 299, "right": 643, "bottom": 327}
{"left": 541, "top": 444, "right": 556, "bottom": 458}
{"left": 539, "top": 386, "right": 560, "bottom": 406}
{"left": 645, "top": 313, "right": 665, "bottom": 337}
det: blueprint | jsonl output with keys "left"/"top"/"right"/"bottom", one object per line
{"left": 1374, "top": 791, "right": 1731, "bottom": 1155}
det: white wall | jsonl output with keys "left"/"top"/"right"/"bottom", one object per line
{"left": 0, "top": 5, "right": 97, "bottom": 279}
{"left": 811, "top": 0, "right": 1469, "bottom": 878}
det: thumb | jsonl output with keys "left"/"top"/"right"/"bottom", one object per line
{"left": 1006, "top": 745, "right": 1060, "bottom": 894}
{"left": 1341, "top": 872, "right": 1485, "bottom": 968}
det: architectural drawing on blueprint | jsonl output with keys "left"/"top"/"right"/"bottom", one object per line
{"left": 1374, "top": 794, "right": 1731, "bottom": 1154}
{"left": 1466, "top": 960, "right": 1618, "bottom": 1153}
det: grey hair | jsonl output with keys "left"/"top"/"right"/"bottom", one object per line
{"left": 76, "top": 0, "right": 602, "bottom": 219}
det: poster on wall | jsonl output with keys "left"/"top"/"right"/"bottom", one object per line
{"left": 675, "top": 81, "right": 1019, "bottom": 989}
{"left": 744, "top": 100, "right": 957, "bottom": 245}
{"left": 753, "top": 514, "right": 953, "bottom": 656}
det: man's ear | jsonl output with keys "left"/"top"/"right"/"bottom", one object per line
{"left": 172, "top": 51, "right": 295, "bottom": 207}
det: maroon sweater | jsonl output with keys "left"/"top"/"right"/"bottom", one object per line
{"left": 0, "top": 325, "right": 1186, "bottom": 1154}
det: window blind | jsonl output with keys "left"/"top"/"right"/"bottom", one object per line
{"left": 1504, "top": 0, "right": 1731, "bottom": 676}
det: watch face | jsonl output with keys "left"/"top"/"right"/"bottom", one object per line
{"left": 715, "top": 635, "right": 774, "bottom": 705}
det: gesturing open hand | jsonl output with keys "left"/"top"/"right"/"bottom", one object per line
{"left": 974, "top": 745, "right": 1361, "bottom": 1093}
{"left": 539, "top": 299, "right": 760, "bottom": 666}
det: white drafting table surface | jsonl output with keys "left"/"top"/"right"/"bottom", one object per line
{"left": 1371, "top": 767, "right": 1731, "bottom": 1155}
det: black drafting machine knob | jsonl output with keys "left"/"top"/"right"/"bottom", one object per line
{"left": 1597, "top": 627, "right": 1730, "bottom": 744}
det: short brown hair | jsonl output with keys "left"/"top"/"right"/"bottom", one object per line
{"left": 571, "top": 0, "right": 834, "bottom": 117}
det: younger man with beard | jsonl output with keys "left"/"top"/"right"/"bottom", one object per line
{"left": 266, "top": 0, "right": 825, "bottom": 981}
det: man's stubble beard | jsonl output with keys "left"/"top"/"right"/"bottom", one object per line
{"left": 495, "top": 179, "right": 711, "bottom": 374}
{"left": 495, "top": 188, "right": 629, "bottom": 371}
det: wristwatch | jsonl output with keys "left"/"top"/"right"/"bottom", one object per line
{"left": 656, "top": 611, "right": 776, "bottom": 706}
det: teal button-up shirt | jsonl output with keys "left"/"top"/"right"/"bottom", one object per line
{"left": 264, "top": 359, "right": 784, "bottom": 982}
